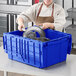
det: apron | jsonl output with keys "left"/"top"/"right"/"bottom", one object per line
{"left": 35, "top": 3, "right": 54, "bottom": 27}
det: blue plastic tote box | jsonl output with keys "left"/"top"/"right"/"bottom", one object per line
{"left": 3, "top": 29, "right": 72, "bottom": 68}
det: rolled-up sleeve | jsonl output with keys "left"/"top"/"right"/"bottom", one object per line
{"left": 53, "top": 7, "right": 66, "bottom": 32}
{"left": 17, "top": 4, "right": 37, "bottom": 23}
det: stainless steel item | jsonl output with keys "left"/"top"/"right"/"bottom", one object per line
{"left": 66, "top": 0, "right": 76, "bottom": 45}
{"left": 65, "top": 24, "right": 76, "bottom": 43}
{"left": 67, "top": 8, "right": 76, "bottom": 19}
{"left": 23, "top": 26, "right": 45, "bottom": 38}
{"left": 22, "top": 26, "right": 50, "bottom": 42}
{"left": 0, "top": 0, "right": 32, "bottom": 36}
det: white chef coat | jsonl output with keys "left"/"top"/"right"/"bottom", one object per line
{"left": 17, "top": 2, "right": 66, "bottom": 32}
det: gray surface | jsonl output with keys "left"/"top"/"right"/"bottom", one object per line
{"left": 0, "top": 1, "right": 32, "bottom": 37}
{"left": 0, "top": 71, "right": 4, "bottom": 76}
{"left": 17, "top": 0, "right": 28, "bottom": 2}
{"left": 0, "top": 5, "right": 30, "bottom": 15}
{"left": 0, "top": 43, "right": 2, "bottom": 47}
{"left": 71, "top": 48, "right": 76, "bottom": 55}
{"left": 0, "top": 16, "right": 7, "bottom": 36}
{"left": 67, "top": 8, "right": 76, "bottom": 12}
{"left": 67, "top": 8, "right": 76, "bottom": 19}
{"left": 0, "top": 37, "right": 3, "bottom": 47}
{"left": 65, "top": 24, "right": 76, "bottom": 43}
{"left": 7, "top": 72, "right": 33, "bottom": 76}
{"left": 0, "top": 0, "right": 7, "bottom": 4}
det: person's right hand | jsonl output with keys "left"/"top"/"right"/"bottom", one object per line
{"left": 17, "top": 17, "right": 25, "bottom": 31}
{"left": 18, "top": 23, "right": 24, "bottom": 31}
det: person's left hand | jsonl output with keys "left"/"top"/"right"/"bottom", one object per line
{"left": 38, "top": 23, "right": 49, "bottom": 29}
{"left": 42, "top": 23, "right": 50, "bottom": 29}
{"left": 38, "top": 23, "right": 54, "bottom": 29}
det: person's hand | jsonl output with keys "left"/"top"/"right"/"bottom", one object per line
{"left": 42, "top": 23, "right": 50, "bottom": 29}
{"left": 38, "top": 23, "right": 55, "bottom": 29}
{"left": 17, "top": 17, "right": 25, "bottom": 31}
{"left": 18, "top": 23, "right": 24, "bottom": 31}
